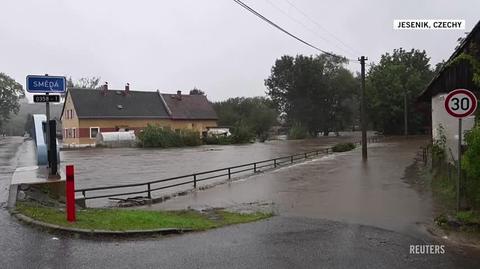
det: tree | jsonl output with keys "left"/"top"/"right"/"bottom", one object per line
{"left": 213, "top": 97, "right": 278, "bottom": 141}
{"left": 0, "top": 73, "right": 24, "bottom": 131}
{"left": 366, "top": 48, "right": 434, "bottom": 134}
{"left": 189, "top": 87, "right": 205, "bottom": 95}
{"left": 265, "top": 54, "right": 358, "bottom": 136}
{"left": 67, "top": 76, "right": 101, "bottom": 89}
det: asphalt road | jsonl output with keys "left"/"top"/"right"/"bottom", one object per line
{"left": 1, "top": 136, "right": 479, "bottom": 268}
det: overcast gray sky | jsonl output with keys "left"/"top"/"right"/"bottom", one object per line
{"left": 1, "top": 0, "right": 478, "bottom": 101}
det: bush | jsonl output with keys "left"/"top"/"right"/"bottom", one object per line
{"left": 230, "top": 124, "right": 255, "bottom": 144}
{"left": 331, "top": 142, "right": 356, "bottom": 152}
{"left": 288, "top": 123, "right": 309, "bottom": 140}
{"left": 138, "top": 125, "right": 201, "bottom": 148}
{"left": 181, "top": 129, "right": 202, "bottom": 146}
{"left": 432, "top": 124, "right": 447, "bottom": 163}
{"left": 203, "top": 135, "right": 233, "bottom": 145}
{"left": 462, "top": 125, "right": 480, "bottom": 208}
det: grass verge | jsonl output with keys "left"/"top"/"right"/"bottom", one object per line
{"left": 15, "top": 202, "right": 272, "bottom": 231}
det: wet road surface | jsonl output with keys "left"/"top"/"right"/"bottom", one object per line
{"left": 1, "top": 136, "right": 480, "bottom": 268}
{"left": 62, "top": 133, "right": 369, "bottom": 207}
{"left": 147, "top": 138, "right": 432, "bottom": 235}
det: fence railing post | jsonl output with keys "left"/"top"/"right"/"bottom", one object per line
{"left": 228, "top": 168, "right": 231, "bottom": 179}
{"left": 147, "top": 183, "right": 151, "bottom": 199}
{"left": 193, "top": 174, "right": 197, "bottom": 188}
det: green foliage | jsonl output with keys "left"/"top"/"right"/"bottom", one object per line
{"left": 456, "top": 210, "right": 480, "bottom": 224}
{"left": 203, "top": 135, "right": 233, "bottom": 145}
{"left": 447, "top": 50, "right": 480, "bottom": 87}
{"left": 138, "top": 124, "right": 201, "bottom": 148}
{"left": 332, "top": 142, "right": 356, "bottom": 152}
{"left": 0, "top": 73, "right": 24, "bottom": 131}
{"left": 366, "top": 48, "right": 434, "bottom": 134}
{"left": 213, "top": 97, "right": 278, "bottom": 141}
{"left": 16, "top": 202, "right": 272, "bottom": 231}
{"left": 287, "top": 123, "right": 309, "bottom": 140}
{"left": 432, "top": 124, "right": 447, "bottom": 162}
{"left": 230, "top": 123, "right": 255, "bottom": 144}
{"left": 265, "top": 54, "right": 358, "bottom": 136}
{"left": 462, "top": 125, "right": 480, "bottom": 208}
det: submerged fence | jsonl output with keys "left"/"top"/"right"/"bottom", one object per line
{"left": 76, "top": 136, "right": 383, "bottom": 202}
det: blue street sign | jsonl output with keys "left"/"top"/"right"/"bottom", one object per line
{"left": 26, "top": 75, "right": 66, "bottom": 93}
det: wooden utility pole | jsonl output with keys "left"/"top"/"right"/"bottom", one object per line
{"left": 359, "top": 56, "right": 368, "bottom": 161}
{"left": 404, "top": 91, "right": 408, "bottom": 137}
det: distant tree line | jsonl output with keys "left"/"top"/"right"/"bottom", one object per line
{"left": 366, "top": 48, "right": 434, "bottom": 134}
{"left": 0, "top": 73, "right": 24, "bottom": 133}
{"left": 264, "top": 49, "right": 438, "bottom": 137}
{"left": 265, "top": 54, "right": 358, "bottom": 137}
{"left": 213, "top": 97, "right": 278, "bottom": 142}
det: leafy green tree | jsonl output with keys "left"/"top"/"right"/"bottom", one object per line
{"left": 366, "top": 48, "right": 434, "bottom": 134}
{"left": 67, "top": 76, "right": 101, "bottom": 89}
{"left": 462, "top": 125, "right": 480, "bottom": 208}
{"left": 265, "top": 54, "right": 358, "bottom": 136}
{"left": 213, "top": 97, "right": 278, "bottom": 141}
{"left": 0, "top": 73, "right": 24, "bottom": 131}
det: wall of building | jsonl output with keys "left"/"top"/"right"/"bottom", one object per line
{"left": 431, "top": 93, "right": 475, "bottom": 163}
{"left": 61, "top": 94, "right": 80, "bottom": 145}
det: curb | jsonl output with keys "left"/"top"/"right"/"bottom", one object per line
{"left": 12, "top": 212, "right": 193, "bottom": 236}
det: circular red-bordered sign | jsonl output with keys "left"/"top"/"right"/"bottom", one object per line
{"left": 444, "top": 89, "right": 478, "bottom": 118}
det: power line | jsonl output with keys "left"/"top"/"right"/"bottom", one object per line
{"left": 283, "top": 0, "right": 361, "bottom": 56}
{"left": 232, "top": 0, "right": 352, "bottom": 61}
{"left": 264, "top": 0, "right": 356, "bottom": 58}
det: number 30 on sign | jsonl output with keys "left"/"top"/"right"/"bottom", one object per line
{"left": 444, "top": 89, "right": 478, "bottom": 118}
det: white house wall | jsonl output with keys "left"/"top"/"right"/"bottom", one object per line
{"left": 431, "top": 93, "right": 475, "bottom": 163}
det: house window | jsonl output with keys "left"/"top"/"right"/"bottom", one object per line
{"left": 67, "top": 128, "right": 72, "bottom": 138}
{"left": 64, "top": 129, "right": 68, "bottom": 138}
{"left": 90, "top": 127, "right": 100, "bottom": 139}
{"left": 72, "top": 128, "right": 76, "bottom": 138}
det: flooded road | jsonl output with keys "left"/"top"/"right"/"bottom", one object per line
{"left": 2, "top": 136, "right": 480, "bottom": 268}
{"left": 148, "top": 137, "right": 433, "bottom": 236}
{"left": 61, "top": 133, "right": 367, "bottom": 190}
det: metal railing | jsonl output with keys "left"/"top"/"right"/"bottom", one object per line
{"left": 76, "top": 136, "right": 383, "bottom": 201}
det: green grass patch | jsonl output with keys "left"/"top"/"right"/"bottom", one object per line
{"left": 331, "top": 142, "right": 356, "bottom": 152}
{"left": 457, "top": 211, "right": 480, "bottom": 224}
{"left": 15, "top": 202, "right": 272, "bottom": 231}
{"left": 431, "top": 167, "right": 456, "bottom": 211}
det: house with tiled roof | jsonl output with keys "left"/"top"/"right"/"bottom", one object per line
{"left": 61, "top": 84, "right": 218, "bottom": 146}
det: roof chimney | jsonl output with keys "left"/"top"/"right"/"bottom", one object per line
{"left": 177, "top": 90, "right": 182, "bottom": 100}
{"left": 124, "top": 83, "right": 130, "bottom": 95}
{"left": 102, "top": 82, "right": 108, "bottom": 96}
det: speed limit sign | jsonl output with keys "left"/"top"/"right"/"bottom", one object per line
{"left": 444, "top": 89, "right": 478, "bottom": 118}
{"left": 444, "top": 88, "right": 477, "bottom": 213}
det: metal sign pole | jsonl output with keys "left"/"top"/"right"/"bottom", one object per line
{"left": 457, "top": 118, "right": 462, "bottom": 212}
{"left": 44, "top": 74, "right": 51, "bottom": 175}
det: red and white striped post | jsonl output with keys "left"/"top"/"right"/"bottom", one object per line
{"left": 66, "top": 165, "right": 76, "bottom": 222}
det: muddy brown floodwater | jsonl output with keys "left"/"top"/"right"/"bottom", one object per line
{"left": 61, "top": 132, "right": 372, "bottom": 206}
{"left": 148, "top": 136, "right": 434, "bottom": 237}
